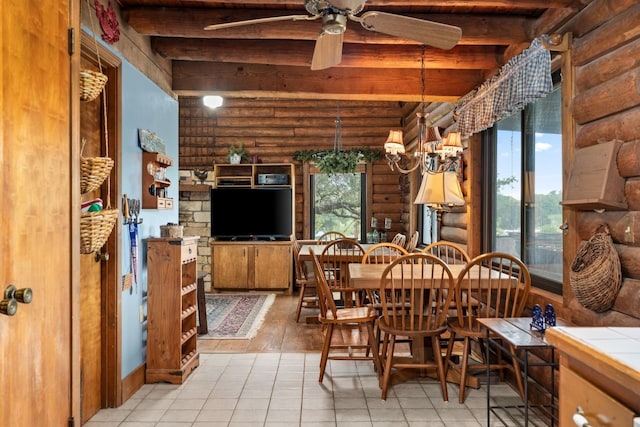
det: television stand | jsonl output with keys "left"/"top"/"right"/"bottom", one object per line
{"left": 211, "top": 240, "right": 293, "bottom": 294}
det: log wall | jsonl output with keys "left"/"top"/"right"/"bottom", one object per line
{"left": 178, "top": 98, "right": 415, "bottom": 283}
{"left": 560, "top": 0, "right": 640, "bottom": 325}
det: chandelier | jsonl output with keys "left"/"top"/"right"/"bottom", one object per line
{"left": 383, "top": 46, "right": 464, "bottom": 207}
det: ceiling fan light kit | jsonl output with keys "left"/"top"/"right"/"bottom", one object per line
{"left": 204, "top": 0, "right": 462, "bottom": 71}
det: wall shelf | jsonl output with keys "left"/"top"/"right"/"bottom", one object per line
{"left": 142, "top": 152, "right": 174, "bottom": 209}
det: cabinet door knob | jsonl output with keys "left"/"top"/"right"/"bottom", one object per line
{"left": 572, "top": 408, "right": 592, "bottom": 427}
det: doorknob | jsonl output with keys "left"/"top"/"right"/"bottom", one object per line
{"left": 4, "top": 284, "right": 33, "bottom": 304}
{"left": 1, "top": 284, "right": 32, "bottom": 316}
{"left": 0, "top": 298, "right": 18, "bottom": 316}
{"left": 95, "top": 251, "right": 110, "bottom": 262}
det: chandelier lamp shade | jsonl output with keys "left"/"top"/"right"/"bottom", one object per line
{"left": 383, "top": 130, "right": 405, "bottom": 156}
{"left": 413, "top": 167, "right": 465, "bottom": 207}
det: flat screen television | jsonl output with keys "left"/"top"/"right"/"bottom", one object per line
{"left": 210, "top": 187, "right": 292, "bottom": 240}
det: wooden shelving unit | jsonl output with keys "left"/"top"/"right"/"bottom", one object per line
{"left": 142, "top": 152, "right": 174, "bottom": 209}
{"left": 145, "top": 236, "right": 199, "bottom": 384}
{"left": 213, "top": 163, "right": 294, "bottom": 188}
{"left": 211, "top": 163, "right": 294, "bottom": 293}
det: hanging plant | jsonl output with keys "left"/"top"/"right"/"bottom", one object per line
{"left": 293, "top": 147, "right": 382, "bottom": 174}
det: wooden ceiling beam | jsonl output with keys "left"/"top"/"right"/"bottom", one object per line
{"left": 124, "top": 8, "right": 531, "bottom": 45}
{"left": 123, "top": 0, "right": 575, "bottom": 8}
{"left": 152, "top": 38, "right": 504, "bottom": 69}
{"left": 172, "top": 61, "right": 484, "bottom": 101}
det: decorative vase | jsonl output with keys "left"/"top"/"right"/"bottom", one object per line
{"left": 229, "top": 153, "right": 242, "bottom": 164}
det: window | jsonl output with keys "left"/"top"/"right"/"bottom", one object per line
{"left": 483, "top": 79, "right": 563, "bottom": 294}
{"left": 311, "top": 172, "right": 366, "bottom": 241}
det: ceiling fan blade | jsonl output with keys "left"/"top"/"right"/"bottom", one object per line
{"left": 204, "top": 14, "right": 318, "bottom": 31}
{"left": 354, "top": 11, "right": 461, "bottom": 50}
{"left": 311, "top": 32, "right": 344, "bottom": 70}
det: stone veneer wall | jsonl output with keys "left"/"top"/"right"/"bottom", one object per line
{"left": 178, "top": 170, "right": 213, "bottom": 292}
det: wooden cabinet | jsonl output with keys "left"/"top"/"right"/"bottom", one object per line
{"left": 142, "top": 152, "right": 174, "bottom": 209}
{"left": 146, "top": 236, "right": 199, "bottom": 384}
{"left": 212, "top": 241, "right": 292, "bottom": 292}
{"left": 213, "top": 163, "right": 294, "bottom": 188}
{"left": 546, "top": 327, "right": 640, "bottom": 427}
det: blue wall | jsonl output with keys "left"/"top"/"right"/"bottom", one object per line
{"left": 120, "top": 61, "right": 179, "bottom": 377}
{"left": 90, "top": 31, "right": 180, "bottom": 378}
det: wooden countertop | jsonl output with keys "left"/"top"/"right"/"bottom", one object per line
{"left": 546, "top": 327, "right": 640, "bottom": 413}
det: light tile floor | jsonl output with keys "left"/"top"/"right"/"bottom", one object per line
{"left": 86, "top": 353, "right": 527, "bottom": 427}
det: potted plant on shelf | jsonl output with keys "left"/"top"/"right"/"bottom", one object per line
{"left": 227, "top": 143, "right": 248, "bottom": 164}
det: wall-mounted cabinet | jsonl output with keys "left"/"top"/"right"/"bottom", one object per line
{"left": 562, "top": 140, "right": 628, "bottom": 211}
{"left": 142, "top": 152, "right": 174, "bottom": 209}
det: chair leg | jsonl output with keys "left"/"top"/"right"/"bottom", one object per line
{"left": 319, "top": 324, "right": 334, "bottom": 382}
{"left": 380, "top": 334, "right": 396, "bottom": 400}
{"left": 433, "top": 336, "right": 448, "bottom": 402}
{"left": 444, "top": 331, "right": 456, "bottom": 378}
{"left": 458, "top": 337, "right": 471, "bottom": 403}
{"left": 366, "top": 321, "right": 382, "bottom": 377}
{"left": 295, "top": 283, "right": 306, "bottom": 322}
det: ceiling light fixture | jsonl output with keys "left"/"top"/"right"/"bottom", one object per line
{"left": 203, "top": 95, "right": 223, "bottom": 109}
{"left": 381, "top": 47, "right": 465, "bottom": 207}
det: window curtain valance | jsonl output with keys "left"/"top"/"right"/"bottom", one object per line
{"left": 454, "top": 36, "right": 553, "bottom": 138}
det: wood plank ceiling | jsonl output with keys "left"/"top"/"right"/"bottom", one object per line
{"left": 119, "top": 0, "right": 588, "bottom": 103}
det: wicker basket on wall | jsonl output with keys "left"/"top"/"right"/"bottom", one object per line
{"left": 80, "top": 209, "right": 119, "bottom": 254}
{"left": 80, "top": 69, "right": 108, "bottom": 102}
{"left": 81, "top": 138, "right": 114, "bottom": 194}
{"left": 570, "top": 224, "right": 622, "bottom": 312}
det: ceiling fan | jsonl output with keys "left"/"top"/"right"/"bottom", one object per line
{"left": 204, "top": 0, "right": 462, "bottom": 70}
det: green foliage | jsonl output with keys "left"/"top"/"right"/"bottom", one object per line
{"left": 314, "top": 173, "right": 362, "bottom": 239}
{"left": 292, "top": 147, "right": 382, "bottom": 174}
{"left": 227, "top": 143, "right": 248, "bottom": 162}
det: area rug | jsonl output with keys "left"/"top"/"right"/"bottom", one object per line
{"left": 201, "top": 293, "right": 275, "bottom": 339}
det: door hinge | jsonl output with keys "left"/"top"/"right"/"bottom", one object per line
{"left": 68, "top": 28, "right": 75, "bottom": 55}
{"left": 68, "top": 416, "right": 75, "bottom": 427}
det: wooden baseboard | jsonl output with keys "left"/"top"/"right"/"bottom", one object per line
{"left": 120, "top": 363, "right": 145, "bottom": 405}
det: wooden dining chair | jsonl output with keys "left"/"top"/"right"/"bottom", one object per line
{"left": 377, "top": 253, "right": 455, "bottom": 400}
{"left": 320, "top": 238, "right": 365, "bottom": 308}
{"left": 405, "top": 230, "right": 420, "bottom": 252}
{"left": 309, "top": 248, "right": 382, "bottom": 382}
{"left": 361, "top": 242, "right": 410, "bottom": 353}
{"left": 316, "top": 230, "right": 347, "bottom": 243}
{"left": 361, "top": 242, "right": 409, "bottom": 310}
{"left": 390, "top": 233, "right": 407, "bottom": 248}
{"left": 291, "top": 235, "right": 317, "bottom": 322}
{"left": 445, "top": 252, "right": 531, "bottom": 403}
{"left": 421, "top": 241, "right": 470, "bottom": 265}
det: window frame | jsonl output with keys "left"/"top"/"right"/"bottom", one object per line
{"left": 482, "top": 71, "right": 564, "bottom": 295}
{"left": 302, "top": 162, "right": 371, "bottom": 242}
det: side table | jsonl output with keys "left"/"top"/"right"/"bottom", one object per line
{"left": 479, "top": 317, "right": 570, "bottom": 427}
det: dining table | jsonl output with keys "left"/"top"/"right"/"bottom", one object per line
{"left": 348, "top": 262, "right": 517, "bottom": 289}
{"left": 297, "top": 243, "right": 375, "bottom": 262}
{"left": 347, "top": 261, "right": 520, "bottom": 388}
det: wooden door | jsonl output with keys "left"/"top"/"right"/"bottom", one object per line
{"left": 79, "top": 54, "right": 105, "bottom": 423}
{"left": 212, "top": 244, "right": 249, "bottom": 288}
{"left": 254, "top": 244, "right": 292, "bottom": 289}
{"left": 0, "top": 0, "right": 74, "bottom": 425}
